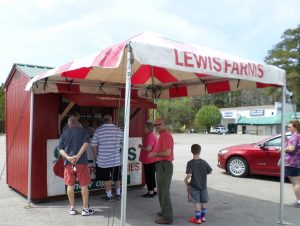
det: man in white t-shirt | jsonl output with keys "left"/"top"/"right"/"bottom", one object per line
{"left": 92, "top": 114, "right": 123, "bottom": 201}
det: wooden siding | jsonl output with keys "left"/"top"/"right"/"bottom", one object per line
{"left": 5, "top": 70, "right": 31, "bottom": 195}
{"left": 129, "top": 108, "right": 148, "bottom": 137}
{"left": 31, "top": 93, "right": 60, "bottom": 199}
{"left": 5, "top": 67, "right": 60, "bottom": 199}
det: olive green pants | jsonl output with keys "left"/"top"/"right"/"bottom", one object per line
{"left": 156, "top": 161, "right": 173, "bottom": 222}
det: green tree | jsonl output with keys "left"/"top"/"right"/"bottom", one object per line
{"left": 155, "top": 99, "right": 171, "bottom": 124}
{"left": 194, "top": 105, "right": 222, "bottom": 133}
{"left": 191, "top": 91, "right": 258, "bottom": 109}
{"left": 156, "top": 98, "right": 196, "bottom": 132}
{"left": 264, "top": 24, "right": 300, "bottom": 110}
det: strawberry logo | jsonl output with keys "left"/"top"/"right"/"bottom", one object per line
{"left": 53, "top": 147, "right": 64, "bottom": 178}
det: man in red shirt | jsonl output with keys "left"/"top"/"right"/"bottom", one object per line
{"left": 149, "top": 118, "right": 174, "bottom": 224}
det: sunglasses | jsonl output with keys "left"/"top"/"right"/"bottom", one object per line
{"left": 154, "top": 123, "right": 162, "bottom": 127}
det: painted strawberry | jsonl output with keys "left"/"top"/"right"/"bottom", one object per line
{"left": 53, "top": 158, "right": 64, "bottom": 178}
{"left": 53, "top": 147, "right": 64, "bottom": 178}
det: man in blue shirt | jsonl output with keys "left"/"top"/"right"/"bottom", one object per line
{"left": 58, "top": 113, "right": 94, "bottom": 216}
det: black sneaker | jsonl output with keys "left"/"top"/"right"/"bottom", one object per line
{"left": 82, "top": 208, "right": 95, "bottom": 216}
{"left": 102, "top": 196, "right": 114, "bottom": 201}
{"left": 115, "top": 195, "right": 121, "bottom": 201}
{"left": 142, "top": 193, "right": 154, "bottom": 198}
{"left": 153, "top": 191, "right": 157, "bottom": 196}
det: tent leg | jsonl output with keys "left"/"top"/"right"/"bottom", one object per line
{"left": 26, "top": 91, "right": 34, "bottom": 208}
{"left": 277, "top": 85, "right": 290, "bottom": 225}
{"left": 120, "top": 43, "right": 133, "bottom": 226}
{"left": 151, "top": 66, "right": 156, "bottom": 122}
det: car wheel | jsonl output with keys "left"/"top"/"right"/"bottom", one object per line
{"left": 227, "top": 157, "right": 249, "bottom": 177}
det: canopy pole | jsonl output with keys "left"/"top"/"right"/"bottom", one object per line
{"left": 26, "top": 90, "right": 34, "bottom": 208}
{"left": 120, "top": 43, "right": 133, "bottom": 226}
{"left": 277, "top": 85, "right": 290, "bottom": 225}
{"left": 151, "top": 66, "right": 156, "bottom": 121}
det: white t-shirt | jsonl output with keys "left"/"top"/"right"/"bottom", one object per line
{"left": 92, "top": 124, "right": 123, "bottom": 168}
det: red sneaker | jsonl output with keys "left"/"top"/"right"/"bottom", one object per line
{"left": 189, "top": 217, "right": 201, "bottom": 224}
{"left": 201, "top": 217, "right": 206, "bottom": 222}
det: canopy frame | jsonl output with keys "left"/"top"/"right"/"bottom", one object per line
{"left": 24, "top": 32, "right": 288, "bottom": 225}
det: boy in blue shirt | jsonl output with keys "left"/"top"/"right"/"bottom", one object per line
{"left": 184, "top": 144, "right": 212, "bottom": 224}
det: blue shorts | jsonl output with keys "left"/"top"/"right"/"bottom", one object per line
{"left": 285, "top": 167, "right": 300, "bottom": 177}
{"left": 188, "top": 186, "right": 209, "bottom": 203}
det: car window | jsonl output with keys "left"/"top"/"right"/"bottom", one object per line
{"left": 265, "top": 137, "right": 281, "bottom": 147}
{"left": 258, "top": 133, "right": 293, "bottom": 148}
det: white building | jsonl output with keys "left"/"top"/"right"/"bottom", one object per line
{"left": 219, "top": 102, "right": 296, "bottom": 135}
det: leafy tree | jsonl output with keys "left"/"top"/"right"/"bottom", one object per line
{"left": 288, "top": 71, "right": 300, "bottom": 111}
{"left": 155, "top": 99, "right": 172, "bottom": 124}
{"left": 191, "top": 90, "right": 273, "bottom": 109}
{"left": 264, "top": 24, "right": 300, "bottom": 110}
{"left": 191, "top": 94, "right": 228, "bottom": 109}
{"left": 156, "top": 98, "right": 196, "bottom": 132}
{"left": 194, "top": 105, "right": 222, "bottom": 133}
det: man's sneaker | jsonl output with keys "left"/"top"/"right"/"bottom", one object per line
{"left": 82, "top": 208, "right": 95, "bottom": 216}
{"left": 69, "top": 207, "right": 78, "bottom": 215}
{"left": 201, "top": 217, "right": 206, "bottom": 222}
{"left": 287, "top": 201, "right": 300, "bottom": 208}
{"left": 155, "top": 217, "right": 172, "bottom": 224}
{"left": 102, "top": 196, "right": 114, "bottom": 201}
{"left": 142, "top": 193, "right": 154, "bottom": 198}
{"left": 115, "top": 194, "right": 121, "bottom": 201}
{"left": 189, "top": 217, "right": 201, "bottom": 224}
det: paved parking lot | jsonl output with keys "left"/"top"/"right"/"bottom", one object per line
{"left": 0, "top": 134, "right": 299, "bottom": 226}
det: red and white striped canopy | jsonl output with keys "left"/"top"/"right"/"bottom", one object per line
{"left": 26, "top": 32, "right": 285, "bottom": 99}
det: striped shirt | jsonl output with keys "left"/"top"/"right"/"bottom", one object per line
{"left": 92, "top": 124, "right": 123, "bottom": 168}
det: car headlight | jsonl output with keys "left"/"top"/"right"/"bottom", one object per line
{"left": 218, "top": 149, "right": 229, "bottom": 155}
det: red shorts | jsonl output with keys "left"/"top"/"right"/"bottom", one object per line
{"left": 64, "top": 164, "right": 91, "bottom": 186}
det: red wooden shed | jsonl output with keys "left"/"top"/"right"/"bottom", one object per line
{"left": 4, "top": 63, "right": 154, "bottom": 200}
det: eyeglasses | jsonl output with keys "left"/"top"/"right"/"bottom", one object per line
{"left": 154, "top": 123, "right": 162, "bottom": 127}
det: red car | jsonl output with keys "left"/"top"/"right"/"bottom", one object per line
{"left": 217, "top": 134, "right": 291, "bottom": 177}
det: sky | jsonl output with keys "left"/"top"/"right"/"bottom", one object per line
{"left": 0, "top": 0, "right": 300, "bottom": 84}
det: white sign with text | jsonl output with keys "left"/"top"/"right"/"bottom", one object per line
{"left": 47, "top": 137, "right": 142, "bottom": 197}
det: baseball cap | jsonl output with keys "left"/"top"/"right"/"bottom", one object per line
{"left": 154, "top": 118, "right": 164, "bottom": 126}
